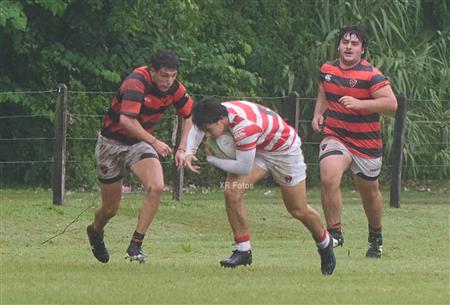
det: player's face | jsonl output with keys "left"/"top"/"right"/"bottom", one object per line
{"left": 150, "top": 67, "right": 177, "bottom": 92}
{"left": 202, "top": 117, "right": 228, "bottom": 139}
{"left": 338, "top": 33, "right": 365, "bottom": 67}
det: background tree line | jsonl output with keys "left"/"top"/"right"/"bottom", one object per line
{"left": 0, "top": 0, "right": 448, "bottom": 189}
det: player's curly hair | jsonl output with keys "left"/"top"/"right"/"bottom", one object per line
{"left": 337, "top": 25, "right": 369, "bottom": 57}
{"left": 150, "top": 49, "right": 180, "bottom": 70}
{"left": 192, "top": 96, "right": 228, "bottom": 130}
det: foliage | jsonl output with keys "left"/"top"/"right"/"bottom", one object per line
{"left": 0, "top": 0, "right": 448, "bottom": 187}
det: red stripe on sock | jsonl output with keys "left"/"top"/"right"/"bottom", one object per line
{"left": 234, "top": 234, "right": 250, "bottom": 243}
{"left": 315, "top": 229, "right": 328, "bottom": 243}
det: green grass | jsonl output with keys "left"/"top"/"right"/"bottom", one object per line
{"left": 1, "top": 187, "right": 449, "bottom": 305}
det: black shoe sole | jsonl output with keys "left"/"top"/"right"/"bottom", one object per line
{"left": 220, "top": 261, "right": 252, "bottom": 268}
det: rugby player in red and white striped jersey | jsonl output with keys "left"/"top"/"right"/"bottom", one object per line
{"left": 183, "top": 97, "right": 336, "bottom": 275}
{"left": 312, "top": 25, "right": 397, "bottom": 258}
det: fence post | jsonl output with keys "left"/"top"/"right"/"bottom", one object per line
{"left": 285, "top": 92, "right": 300, "bottom": 132}
{"left": 53, "top": 84, "right": 68, "bottom": 205}
{"left": 389, "top": 93, "right": 406, "bottom": 208}
{"left": 172, "top": 116, "right": 184, "bottom": 201}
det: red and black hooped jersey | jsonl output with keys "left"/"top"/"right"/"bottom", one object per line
{"left": 101, "top": 66, "right": 194, "bottom": 144}
{"left": 320, "top": 59, "right": 390, "bottom": 158}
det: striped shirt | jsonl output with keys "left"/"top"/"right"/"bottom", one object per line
{"left": 320, "top": 59, "right": 390, "bottom": 158}
{"left": 101, "top": 66, "right": 194, "bottom": 145}
{"left": 223, "top": 101, "right": 298, "bottom": 152}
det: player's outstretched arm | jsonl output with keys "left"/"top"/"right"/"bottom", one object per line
{"left": 207, "top": 149, "right": 255, "bottom": 176}
{"left": 185, "top": 154, "right": 201, "bottom": 174}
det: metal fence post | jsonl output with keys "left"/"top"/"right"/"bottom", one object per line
{"left": 53, "top": 84, "right": 68, "bottom": 205}
{"left": 389, "top": 93, "right": 407, "bottom": 208}
{"left": 172, "top": 116, "right": 184, "bottom": 201}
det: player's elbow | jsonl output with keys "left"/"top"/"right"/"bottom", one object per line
{"left": 119, "top": 114, "right": 133, "bottom": 129}
{"left": 390, "top": 97, "right": 398, "bottom": 112}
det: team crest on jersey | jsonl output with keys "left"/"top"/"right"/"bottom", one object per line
{"left": 325, "top": 74, "right": 332, "bottom": 82}
{"left": 349, "top": 79, "right": 358, "bottom": 87}
{"left": 284, "top": 176, "right": 292, "bottom": 183}
{"left": 233, "top": 128, "right": 247, "bottom": 141}
{"left": 321, "top": 144, "right": 327, "bottom": 151}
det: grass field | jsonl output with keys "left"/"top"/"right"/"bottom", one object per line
{"left": 1, "top": 187, "right": 449, "bottom": 305}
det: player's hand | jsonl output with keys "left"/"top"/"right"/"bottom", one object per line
{"left": 185, "top": 154, "right": 201, "bottom": 174}
{"left": 152, "top": 140, "right": 172, "bottom": 157}
{"left": 174, "top": 149, "right": 185, "bottom": 170}
{"left": 339, "top": 96, "right": 362, "bottom": 110}
{"left": 312, "top": 115, "right": 325, "bottom": 133}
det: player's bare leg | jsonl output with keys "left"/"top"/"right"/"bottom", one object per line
{"left": 280, "top": 180, "right": 324, "bottom": 239}
{"left": 354, "top": 175, "right": 383, "bottom": 258}
{"left": 87, "top": 179, "right": 123, "bottom": 263}
{"left": 280, "top": 180, "right": 335, "bottom": 275}
{"left": 319, "top": 154, "right": 351, "bottom": 246}
{"left": 220, "top": 165, "right": 268, "bottom": 267}
{"left": 125, "top": 157, "right": 165, "bottom": 263}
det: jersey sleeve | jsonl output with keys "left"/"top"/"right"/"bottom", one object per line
{"left": 172, "top": 82, "right": 194, "bottom": 118}
{"left": 119, "top": 72, "right": 146, "bottom": 117}
{"left": 369, "top": 68, "right": 390, "bottom": 94}
{"left": 319, "top": 64, "right": 327, "bottom": 83}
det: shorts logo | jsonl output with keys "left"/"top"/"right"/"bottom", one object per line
{"left": 349, "top": 79, "right": 358, "bottom": 87}
{"left": 100, "top": 165, "right": 109, "bottom": 175}
{"left": 284, "top": 176, "right": 292, "bottom": 183}
{"left": 321, "top": 144, "right": 327, "bottom": 151}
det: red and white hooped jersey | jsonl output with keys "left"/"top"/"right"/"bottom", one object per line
{"left": 223, "top": 100, "right": 299, "bottom": 152}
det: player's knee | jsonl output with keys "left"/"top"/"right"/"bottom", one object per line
{"left": 321, "top": 175, "right": 340, "bottom": 190}
{"left": 289, "top": 208, "right": 306, "bottom": 220}
{"left": 288, "top": 206, "right": 309, "bottom": 221}
{"left": 363, "top": 188, "right": 382, "bottom": 201}
{"left": 143, "top": 183, "right": 165, "bottom": 196}
{"left": 101, "top": 206, "right": 118, "bottom": 219}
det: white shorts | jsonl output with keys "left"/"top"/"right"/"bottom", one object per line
{"left": 255, "top": 138, "right": 307, "bottom": 186}
{"left": 318, "top": 137, "right": 382, "bottom": 180}
{"left": 94, "top": 134, "right": 158, "bottom": 184}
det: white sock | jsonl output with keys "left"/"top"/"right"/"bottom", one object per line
{"left": 316, "top": 232, "right": 330, "bottom": 249}
{"left": 235, "top": 241, "right": 251, "bottom": 252}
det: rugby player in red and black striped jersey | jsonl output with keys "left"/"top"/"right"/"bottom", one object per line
{"left": 312, "top": 25, "right": 397, "bottom": 258}
{"left": 87, "top": 49, "right": 194, "bottom": 263}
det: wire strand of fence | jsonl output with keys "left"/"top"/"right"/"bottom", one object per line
{"left": 0, "top": 137, "right": 56, "bottom": 141}
{"left": 1, "top": 159, "right": 448, "bottom": 168}
{"left": 1, "top": 89, "right": 449, "bottom": 103}
{"left": 66, "top": 90, "right": 290, "bottom": 100}
{"left": 0, "top": 114, "right": 54, "bottom": 119}
{"left": 0, "top": 89, "right": 57, "bottom": 95}
{"left": 1, "top": 136, "right": 448, "bottom": 146}
{"left": 0, "top": 160, "right": 54, "bottom": 164}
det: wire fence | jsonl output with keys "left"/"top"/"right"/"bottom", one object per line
{"left": 0, "top": 89, "right": 449, "bottom": 191}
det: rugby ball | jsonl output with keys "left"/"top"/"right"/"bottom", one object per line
{"left": 205, "top": 132, "right": 236, "bottom": 159}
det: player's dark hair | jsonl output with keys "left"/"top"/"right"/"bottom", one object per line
{"left": 150, "top": 49, "right": 180, "bottom": 70}
{"left": 192, "top": 96, "right": 228, "bottom": 130}
{"left": 337, "top": 25, "right": 369, "bottom": 57}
